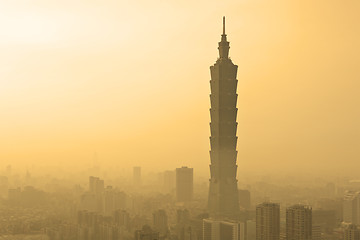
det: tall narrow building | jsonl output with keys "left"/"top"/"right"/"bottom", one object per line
{"left": 256, "top": 202, "right": 280, "bottom": 240}
{"left": 208, "top": 17, "right": 240, "bottom": 219}
{"left": 286, "top": 204, "right": 312, "bottom": 240}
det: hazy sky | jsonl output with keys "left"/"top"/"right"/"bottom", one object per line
{"left": 1, "top": 0, "right": 359, "bottom": 177}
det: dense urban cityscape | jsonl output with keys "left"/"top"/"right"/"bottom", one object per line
{"left": 0, "top": 164, "right": 359, "bottom": 240}
{"left": 1, "top": 15, "right": 360, "bottom": 240}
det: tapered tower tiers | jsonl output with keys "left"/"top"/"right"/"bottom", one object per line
{"left": 208, "top": 17, "right": 240, "bottom": 220}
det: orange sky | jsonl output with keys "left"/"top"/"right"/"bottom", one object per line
{"left": 1, "top": 0, "right": 360, "bottom": 177}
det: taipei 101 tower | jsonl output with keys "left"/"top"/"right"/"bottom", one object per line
{"left": 208, "top": 17, "right": 240, "bottom": 220}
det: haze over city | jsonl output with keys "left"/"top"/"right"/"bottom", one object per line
{"left": 1, "top": 1, "right": 360, "bottom": 240}
{"left": 1, "top": 0, "right": 360, "bottom": 177}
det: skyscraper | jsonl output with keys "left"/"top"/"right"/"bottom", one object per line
{"left": 286, "top": 204, "right": 312, "bottom": 240}
{"left": 207, "top": 16, "right": 240, "bottom": 220}
{"left": 176, "top": 166, "right": 193, "bottom": 202}
{"left": 256, "top": 202, "right": 280, "bottom": 240}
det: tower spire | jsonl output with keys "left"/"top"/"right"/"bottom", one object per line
{"left": 223, "top": 16, "right": 225, "bottom": 35}
{"left": 218, "top": 16, "right": 230, "bottom": 59}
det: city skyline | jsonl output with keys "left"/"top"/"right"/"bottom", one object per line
{"left": 0, "top": 2, "right": 360, "bottom": 239}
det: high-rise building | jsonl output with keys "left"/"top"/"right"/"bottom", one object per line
{"left": 133, "top": 166, "right": 141, "bottom": 187}
{"left": 81, "top": 176, "right": 105, "bottom": 213}
{"left": 176, "top": 167, "right": 193, "bottom": 202}
{"left": 0, "top": 176, "right": 8, "bottom": 198}
{"left": 343, "top": 191, "right": 360, "bottom": 225}
{"left": 246, "top": 220, "right": 256, "bottom": 240}
{"left": 256, "top": 202, "right": 280, "bottom": 240}
{"left": 312, "top": 225, "right": 321, "bottom": 240}
{"left": 177, "top": 209, "right": 190, "bottom": 225}
{"left": 203, "top": 218, "right": 245, "bottom": 240}
{"left": 102, "top": 186, "right": 128, "bottom": 216}
{"left": 153, "top": 209, "right": 169, "bottom": 237}
{"left": 80, "top": 192, "right": 98, "bottom": 212}
{"left": 114, "top": 209, "right": 130, "bottom": 230}
{"left": 89, "top": 176, "right": 104, "bottom": 194}
{"left": 344, "top": 224, "right": 360, "bottom": 240}
{"left": 177, "top": 209, "right": 197, "bottom": 240}
{"left": 286, "top": 204, "right": 312, "bottom": 240}
{"left": 180, "top": 226, "right": 198, "bottom": 240}
{"left": 207, "top": 16, "right": 240, "bottom": 220}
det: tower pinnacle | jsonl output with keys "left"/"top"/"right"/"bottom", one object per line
{"left": 218, "top": 16, "right": 229, "bottom": 59}
{"left": 223, "top": 16, "right": 226, "bottom": 35}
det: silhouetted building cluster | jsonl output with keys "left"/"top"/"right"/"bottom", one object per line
{"left": 80, "top": 176, "right": 127, "bottom": 215}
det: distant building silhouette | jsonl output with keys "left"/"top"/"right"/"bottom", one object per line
{"left": 207, "top": 16, "right": 240, "bottom": 220}
{"left": 343, "top": 191, "right": 360, "bottom": 225}
{"left": 177, "top": 209, "right": 190, "bottom": 225}
{"left": 113, "top": 209, "right": 130, "bottom": 230}
{"left": 81, "top": 177, "right": 127, "bottom": 215}
{"left": 256, "top": 202, "right": 280, "bottom": 240}
{"left": 286, "top": 204, "right": 312, "bottom": 240}
{"left": 176, "top": 167, "right": 193, "bottom": 202}
{"left": 89, "top": 176, "right": 104, "bottom": 194}
{"left": 163, "top": 170, "right": 175, "bottom": 193}
{"left": 8, "top": 187, "right": 21, "bottom": 203}
{"left": 153, "top": 209, "right": 169, "bottom": 238}
{"left": 239, "top": 189, "right": 251, "bottom": 210}
{"left": 0, "top": 176, "right": 8, "bottom": 198}
{"left": 133, "top": 166, "right": 141, "bottom": 187}
{"left": 176, "top": 209, "right": 197, "bottom": 240}
{"left": 103, "top": 186, "right": 127, "bottom": 216}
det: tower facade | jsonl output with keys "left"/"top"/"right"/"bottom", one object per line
{"left": 208, "top": 17, "right": 240, "bottom": 219}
